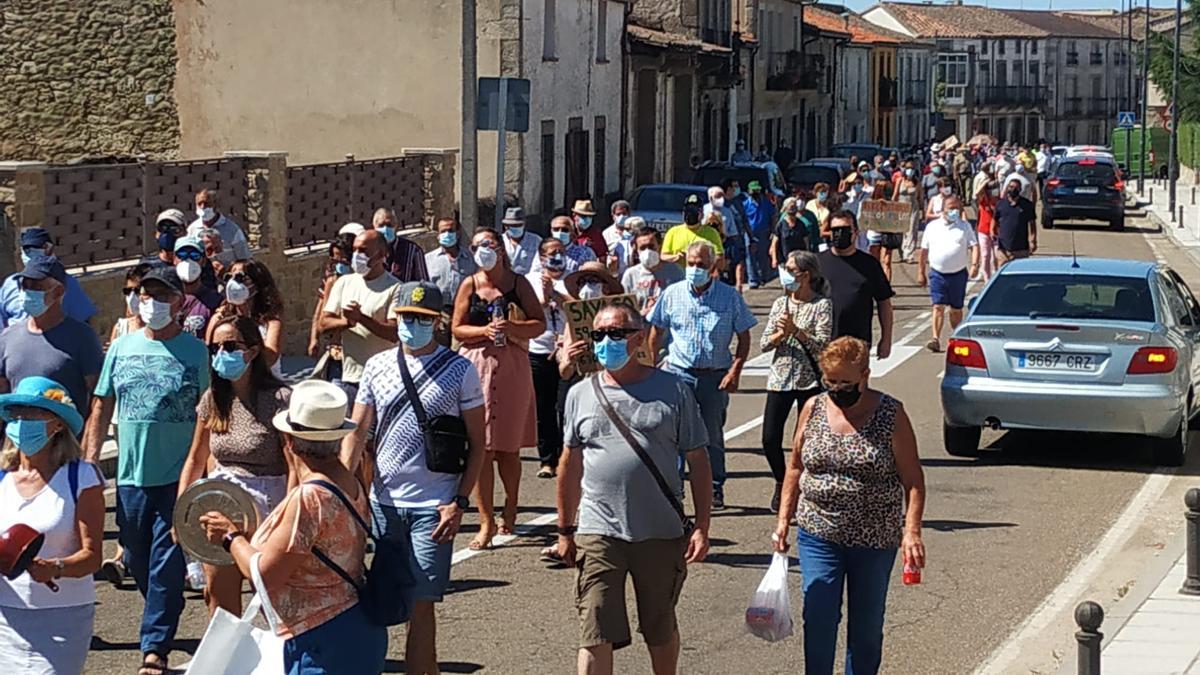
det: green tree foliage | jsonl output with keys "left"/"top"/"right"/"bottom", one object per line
{"left": 1147, "top": 1, "right": 1200, "bottom": 123}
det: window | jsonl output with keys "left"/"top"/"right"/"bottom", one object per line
{"left": 596, "top": 0, "right": 607, "bottom": 62}
{"left": 543, "top": 0, "right": 557, "bottom": 60}
{"left": 1014, "top": 39, "right": 1022, "bottom": 53}
{"left": 1091, "top": 75, "right": 1102, "bottom": 99}
{"left": 982, "top": 39, "right": 988, "bottom": 55}
{"left": 973, "top": 275, "right": 1155, "bottom": 323}
{"left": 1031, "top": 40, "right": 1038, "bottom": 55}
{"left": 593, "top": 117, "right": 606, "bottom": 203}
{"left": 540, "top": 121, "right": 556, "bottom": 215}
{"left": 999, "top": 39, "right": 1005, "bottom": 55}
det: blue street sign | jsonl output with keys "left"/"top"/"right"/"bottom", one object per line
{"left": 1117, "top": 111, "right": 1136, "bottom": 129}
{"left": 477, "top": 77, "right": 531, "bottom": 133}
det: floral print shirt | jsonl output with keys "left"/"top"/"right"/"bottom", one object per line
{"left": 760, "top": 295, "right": 833, "bottom": 392}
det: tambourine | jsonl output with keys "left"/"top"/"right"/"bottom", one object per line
{"left": 173, "top": 479, "right": 261, "bottom": 565}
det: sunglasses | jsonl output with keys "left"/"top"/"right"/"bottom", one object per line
{"left": 121, "top": 287, "right": 139, "bottom": 296}
{"left": 208, "top": 340, "right": 246, "bottom": 356}
{"left": 399, "top": 315, "right": 435, "bottom": 326}
{"left": 176, "top": 249, "right": 203, "bottom": 262}
{"left": 591, "top": 328, "right": 639, "bottom": 342}
{"left": 222, "top": 272, "right": 249, "bottom": 284}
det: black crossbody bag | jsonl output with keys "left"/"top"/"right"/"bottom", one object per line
{"left": 396, "top": 349, "right": 470, "bottom": 474}
{"left": 590, "top": 375, "right": 694, "bottom": 536}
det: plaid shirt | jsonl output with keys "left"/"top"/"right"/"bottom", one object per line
{"left": 648, "top": 279, "right": 757, "bottom": 370}
{"left": 387, "top": 236, "right": 429, "bottom": 282}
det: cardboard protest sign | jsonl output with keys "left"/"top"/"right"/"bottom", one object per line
{"left": 859, "top": 200, "right": 912, "bottom": 234}
{"left": 563, "top": 294, "right": 654, "bottom": 374}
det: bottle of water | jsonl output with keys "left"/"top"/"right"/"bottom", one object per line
{"left": 492, "top": 301, "right": 507, "bottom": 347}
{"left": 186, "top": 560, "right": 206, "bottom": 590}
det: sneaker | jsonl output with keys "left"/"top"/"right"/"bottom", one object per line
{"left": 99, "top": 559, "right": 126, "bottom": 587}
{"left": 713, "top": 489, "right": 726, "bottom": 510}
{"left": 770, "top": 483, "right": 782, "bottom": 513}
{"left": 925, "top": 338, "right": 942, "bottom": 353}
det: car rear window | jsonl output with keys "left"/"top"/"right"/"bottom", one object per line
{"left": 694, "top": 167, "right": 769, "bottom": 191}
{"left": 632, "top": 188, "right": 705, "bottom": 212}
{"left": 1056, "top": 162, "right": 1117, "bottom": 181}
{"left": 788, "top": 166, "right": 841, "bottom": 186}
{"left": 974, "top": 274, "right": 1155, "bottom": 322}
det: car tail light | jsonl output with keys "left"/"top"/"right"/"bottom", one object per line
{"left": 1127, "top": 346, "right": 1178, "bottom": 374}
{"left": 1112, "top": 179, "right": 1125, "bottom": 191}
{"left": 1047, "top": 178, "right": 1062, "bottom": 189}
{"left": 1078, "top": 159, "right": 1097, "bottom": 165}
{"left": 947, "top": 338, "right": 987, "bottom": 369}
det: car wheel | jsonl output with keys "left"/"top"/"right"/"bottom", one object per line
{"left": 1042, "top": 215, "right": 1055, "bottom": 230}
{"left": 1151, "top": 414, "right": 1189, "bottom": 467}
{"left": 944, "top": 421, "right": 982, "bottom": 457}
{"left": 1110, "top": 216, "right": 1125, "bottom": 232}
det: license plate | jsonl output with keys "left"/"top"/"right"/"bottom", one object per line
{"left": 1075, "top": 186, "right": 1099, "bottom": 194}
{"left": 1019, "top": 352, "right": 1097, "bottom": 371}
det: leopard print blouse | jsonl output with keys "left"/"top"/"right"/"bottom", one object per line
{"left": 796, "top": 393, "right": 904, "bottom": 549}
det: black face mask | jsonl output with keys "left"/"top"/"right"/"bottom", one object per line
{"left": 684, "top": 208, "right": 701, "bottom": 226}
{"left": 828, "top": 384, "right": 863, "bottom": 409}
{"left": 1006, "top": 187, "right": 1020, "bottom": 198}
{"left": 831, "top": 228, "right": 854, "bottom": 250}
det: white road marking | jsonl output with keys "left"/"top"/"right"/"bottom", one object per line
{"left": 971, "top": 469, "right": 1174, "bottom": 675}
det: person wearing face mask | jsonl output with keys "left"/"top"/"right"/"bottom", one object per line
{"left": 170, "top": 236, "right": 220, "bottom": 340}
{"left": 549, "top": 215, "right": 600, "bottom": 271}
{"left": 564, "top": 261, "right": 624, "bottom": 303}
{"left": 662, "top": 194, "right": 725, "bottom": 266}
{"left": 187, "top": 187, "right": 252, "bottom": 265}
{"left": 370, "top": 206, "right": 429, "bottom": 283}
{"left": 918, "top": 196, "right": 979, "bottom": 353}
{"left": 499, "top": 207, "right": 542, "bottom": 275}
{"left": 318, "top": 230, "right": 401, "bottom": 401}
{"left": 921, "top": 163, "right": 943, "bottom": 201}
{"left": 177, "top": 316, "right": 291, "bottom": 618}
{"left": 0, "top": 256, "right": 103, "bottom": 428}
{"left": 1002, "top": 164, "right": 1038, "bottom": 204}
{"left": 840, "top": 173, "right": 872, "bottom": 253}
{"left": 772, "top": 336, "right": 926, "bottom": 675}
{"left": 452, "top": 228, "right": 546, "bottom": 550}
{"left": 622, "top": 227, "right": 684, "bottom": 314}
{"left": 648, "top": 240, "right": 756, "bottom": 510}
{"left": 553, "top": 304, "right": 712, "bottom": 673}
{"left": 993, "top": 177, "right": 1038, "bottom": 266}
{"left": 771, "top": 197, "right": 818, "bottom": 271}
{"left": 148, "top": 209, "right": 189, "bottom": 268}
{"left": 804, "top": 182, "right": 832, "bottom": 237}
{"left": 739, "top": 181, "right": 775, "bottom": 288}
{"left": 425, "top": 217, "right": 478, "bottom": 347}
{"left": 924, "top": 177, "right": 954, "bottom": 222}
{"left": 603, "top": 212, "right": 640, "bottom": 279}
{"left": 0, "top": 377, "right": 105, "bottom": 675}
{"left": 974, "top": 176, "right": 1000, "bottom": 282}
{"left": 0, "top": 228, "right": 97, "bottom": 329}
{"left": 817, "top": 211, "right": 895, "bottom": 360}
{"left": 308, "top": 234, "right": 356, "bottom": 360}
{"left": 340, "top": 281, "right": 484, "bottom": 674}
{"left": 526, "top": 239, "right": 574, "bottom": 478}
{"left": 601, "top": 200, "right": 632, "bottom": 252}
{"left": 572, "top": 199, "right": 609, "bottom": 260}
{"left": 895, "top": 164, "right": 927, "bottom": 265}
{"left": 208, "top": 260, "right": 285, "bottom": 380}
{"left": 85, "top": 266, "right": 209, "bottom": 675}
{"left": 110, "top": 264, "right": 152, "bottom": 347}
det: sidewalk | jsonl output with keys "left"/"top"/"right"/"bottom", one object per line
{"left": 1100, "top": 549, "right": 1200, "bottom": 674}
{"left": 1132, "top": 180, "right": 1200, "bottom": 252}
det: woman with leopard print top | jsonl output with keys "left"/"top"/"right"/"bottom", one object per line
{"left": 770, "top": 336, "right": 926, "bottom": 675}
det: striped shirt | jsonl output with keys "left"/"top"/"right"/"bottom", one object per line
{"left": 386, "top": 236, "right": 429, "bottom": 283}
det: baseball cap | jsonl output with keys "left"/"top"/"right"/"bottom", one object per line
{"left": 174, "top": 235, "right": 204, "bottom": 254}
{"left": 684, "top": 194, "right": 702, "bottom": 207}
{"left": 156, "top": 209, "right": 187, "bottom": 230}
{"left": 338, "top": 222, "right": 365, "bottom": 237}
{"left": 17, "top": 256, "right": 66, "bottom": 284}
{"left": 140, "top": 266, "right": 185, "bottom": 295}
{"left": 392, "top": 281, "right": 442, "bottom": 317}
{"left": 19, "top": 228, "right": 51, "bottom": 249}
{"left": 747, "top": 180, "right": 763, "bottom": 191}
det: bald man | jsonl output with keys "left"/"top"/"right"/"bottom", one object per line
{"left": 318, "top": 229, "right": 402, "bottom": 399}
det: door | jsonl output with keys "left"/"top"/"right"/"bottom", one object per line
{"left": 634, "top": 71, "right": 657, "bottom": 186}
{"left": 564, "top": 123, "right": 589, "bottom": 206}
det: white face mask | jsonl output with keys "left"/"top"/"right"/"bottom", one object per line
{"left": 175, "top": 260, "right": 201, "bottom": 284}
{"left": 578, "top": 282, "right": 603, "bottom": 300}
{"left": 940, "top": 186, "right": 953, "bottom": 196}
{"left": 640, "top": 249, "right": 661, "bottom": 268}
{"left": 140, "top": 298, "right": 175, "bottom": 330}
{"left": 197, "top": 206, "right": 215, "bottom": 222}
{"left": 712, "top": 197, "right": 725, "bottom": 208}
{"left": 125, "top": 291, "right": 140, "bottom": 317}
{"left": 225, "top": 279, "right": 252, "bottom": 305}
{"left": 474, "top": 246, "right": 498, "bottom": 271}
{"left": 351, "top": 251, "right": 372, "bottom": 275}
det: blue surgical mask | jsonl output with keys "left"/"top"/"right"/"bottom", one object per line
{"left": 593, "top": 336, "right": 631, "bottom": 371}
{"left": 438, "top": 231, "right": 458, "bottom": 248}
{"left": 685, "top": 265, "right": 710, "bottom": 290}
{"left": 397, "top": 317, "right": 435, "bottom": 349}
{"left": 20, "top": 248, "right": 44, "bottom": 267}
{"left": 544, "top": 254, "right": 566, "bottom": 272}
{"left": 552, "top": 230, "right": 571, "bottom": 245}
{"left": 212, "top": 349, "right": 250, "bottom": 381}
{"left": 779, "top": 268, "right": 800, "bottom": 292}
{"left": 506, "top": 225, "right": 526, "bottom": 239}
{"left": 946, "top": 209, "right": 961, "bottom": 222}
{"left": 334, "top": 262, "right": 352, "bottom": 276}
{"left": 817, "top": 192, "right": 828, "bottom": 202}
{"left": 378, "top": 226, "right": 397, "bottom": 244}
{"left": 21, "top": 289, "right": 48, "bottom": 318}
{"left": 6, "top": 419, "right": 50, "bottom": 456}
{"left": 577, "top": 216, "right": 593, "bottom": 230}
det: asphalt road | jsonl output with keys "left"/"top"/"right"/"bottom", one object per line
{"left": 86, "top": 208, "right": 1200, "bottom": 674}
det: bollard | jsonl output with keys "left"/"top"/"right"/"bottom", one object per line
{"left": 1074, "top": 601, "right": 1104, "bottom": 675}
{"left": 1182, "top": 206, "right": 1186, "bottom": 229}
{"left": 1181, "top": 488, "right": 1200, "bottom": 595}
{"left": 1192, "top": 186, "right": 1196, "bottom": 206}
{"left": 1150, "top": 186, "right": 1155, "bottom": 204}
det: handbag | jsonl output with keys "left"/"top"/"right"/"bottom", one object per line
{"left": 590, "top": 375, "right": 694, "bottom": 536}
{"left": 395, "top": 348, "right": 470, "bottom": 474}
{"left": 183, "top": 553, "right": 286, "bottom": 674}
{"left": 306, "top": 480, "right": 411, "bottom": 627}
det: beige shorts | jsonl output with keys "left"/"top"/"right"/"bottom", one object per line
{"left": 998, "top": 248, "right": 1031, "bottom": 264}
{"left": 575, "top": 534, "right": 688, "bottom": 650}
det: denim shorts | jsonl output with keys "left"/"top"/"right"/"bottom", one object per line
{"left": 370, "top": 502, "right": 453, "bottom": 603}
{"left": 929, "top": 268, "right": 968, "bottom": 309}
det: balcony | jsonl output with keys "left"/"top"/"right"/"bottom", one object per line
{"left": 977, "top": 85, "right": 1049, "bottom": 106}
{"left": 1090, "top": 52, "right": 1103, "bottom": 65}
{"left": 1065, "top": 96, "right": 1083, "bottom": 116}
{"left": 764, "top": 51, "right": 824, "bottom": 91}
{"left": 701, "top": 26, "right": 732, "bottom": 48}
{"left": 877, "top": 76, "right": 898, "bottom": 108}
{"left": 1067, "top": 51, "right": 1079, "bottom": 66}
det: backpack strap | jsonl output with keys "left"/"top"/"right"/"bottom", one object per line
{"left": 69, "top": 460, "right": 79, "bottom": 505}
{"left": 303, "top": 479, "right": 375, "bottom": 593}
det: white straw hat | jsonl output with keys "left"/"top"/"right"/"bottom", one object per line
{"left": 272, "top": 380, "right": 357, "bottom": 441}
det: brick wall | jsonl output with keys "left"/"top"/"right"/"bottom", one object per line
{"left": 0, "top": 0, "right": 180, "bottom": 161}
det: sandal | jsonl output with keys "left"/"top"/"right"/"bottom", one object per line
{"left": 536, "top": 466, "right": 555, "bottom": 479}
{"left": 469, "top": 523, "right": 497, "bottom": 551}
{"left": 100, "top": 558, "right": 127, "bottom": 586}
{"left": 539, "top": 545, "right": 568, "bottom": 568}
{"left": 138, "top": 653, "right": 168, "bottom": 675}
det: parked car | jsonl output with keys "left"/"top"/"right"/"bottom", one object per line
{"left": 627, "top": 183, "right": 709, "bottom": 232}
{"left": 692, "top": 161, "right": 788, "bottom": 197}
{"left": 786, "top": 160, "right": 849, "bottom": 200}
{"left": 1042, "top": 155, "right": 1125, "bottom": 231}
{"left": 830, "top": 143, "right": 883, "bottom": 160}
{"left": 940, "top": 257, "right": 1200, "bottom": 465}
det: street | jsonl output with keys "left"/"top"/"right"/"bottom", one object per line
{"left": 84, "top": 207, "right": 1200, "bottom": 675}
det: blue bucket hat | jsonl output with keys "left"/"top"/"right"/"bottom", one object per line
{"left": 0, "top": 376, "right": 84, "bottom": 436}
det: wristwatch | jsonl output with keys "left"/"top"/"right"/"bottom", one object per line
{"left": 222, "top": 531, "right": 245, "bottom": 552}
{"left": 452, "top": 495, "right": 470, "bottom": 511}
{"left": 53, "top": 559, "right": 65, "bottom": 579}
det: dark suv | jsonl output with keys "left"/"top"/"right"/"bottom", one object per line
{"left": 1042, "top": 156, "right": 1125, "bottom": 231}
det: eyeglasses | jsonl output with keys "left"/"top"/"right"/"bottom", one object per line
{"left": 156, "top": 223, "right": 182, "bottom": 235}
{"left": 208, "top": 340, "right": 246, "bottom": 355}
{"left": 176, "top": 249, "right": 203, "bottom": 262}
{"left": 222, "top": 272, "right": 248, "bottom": 284}
{"left": 121, "top": 287, "right": 139, "bottom": 296}
{"left": 471, "top": 241, "right": 497, "bottom": 251}
{"left": 400, "top": 315, "right": 435, "bottom": 326}
{"left": 591, "top": 328, "right": 639, "bottom": 342}
{"left": 578, "top": 277, "right": 603, "bottom": 286}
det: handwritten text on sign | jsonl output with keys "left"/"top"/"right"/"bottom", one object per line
{"left": 859, "top": 199, "right": 913, "bottom": 234}
{"left": 563, "top": 294, "right": 654, "bottom": 374}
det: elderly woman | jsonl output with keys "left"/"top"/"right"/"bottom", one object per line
{"left": 759, "top": 251, "right": 832, "bottom": 512}
{"left": 452, "top": 228, "right": 546, "bottom": 550}
{"left": 772, "top": 336, "right": 926, "bottom": 675}
{"left": 200, "top": 380, "right": 386, "bottom": 675}
{"left": 0, "top": 377, "right": 104, "bottom": 674}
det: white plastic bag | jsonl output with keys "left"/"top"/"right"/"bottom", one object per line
{"left": 744, "top": 552, "right": 794, "bottom": 642}
{"left": 182, "top": 553, "right": 286, "bottom": 674}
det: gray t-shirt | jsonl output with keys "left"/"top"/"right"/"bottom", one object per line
{"left": 0, "top": 318, "right": 104, "bottom": 417}
{"left": 564, "top": 370, "right": 708, "bottom": 542}
{"left": 621, "top": 263, "right": 685, "bottom": 310}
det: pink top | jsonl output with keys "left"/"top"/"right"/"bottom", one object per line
{"left": 251, "top": 481, "right": 368, "bottom": 638}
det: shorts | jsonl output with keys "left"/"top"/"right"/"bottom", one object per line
{"left": 575, "top": 534, "right": 688, "bottom": 650}
{"left": 370, "top": 502, "right": 453, "bottom": 603}
{"left": 929, "top": 268, "right": 969, "bottom": 309}
{"left": 210, "top": 468, "right": 289, "bottom": 519}
{"left": 879, "top": 232, "right": 903, "bottom": 250}
{"left": 998, "top": 248, "right": 1031, "bottom": 264}
{"left": 723, "top": 236, "right": 745, "bottom": 266}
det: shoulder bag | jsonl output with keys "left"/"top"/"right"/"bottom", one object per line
{"left": 396, "top": 349, "right": 470, "bottom": 474}
{"left": 782, "top": 300, "right": 825, "bottom": 392}
{"left": 589, "top": 375, "right": 694, "bottom": 536}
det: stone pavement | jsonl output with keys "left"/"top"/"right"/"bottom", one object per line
{"left": 1135, "top": 180, "right": 1200, "bottom": 251}
{"left": 1100, "top": 551, "right": 1200, "bottom": 674}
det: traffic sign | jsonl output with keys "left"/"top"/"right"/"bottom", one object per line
{"left": 1117, "top": 111, "right": 1136, "bottom": 129}
{"left": 476, "top": 77, "right": 530, "bottom": 133}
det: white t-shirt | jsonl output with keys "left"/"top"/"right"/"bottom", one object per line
{"left": 357, "top": 346, "right": 484, "bottom": 508}
{"left": 1035, "top": 150, "right": 1050, "bottom": 174}
{"left": 526, "top": 270, "right": 569, "bottom": 356}
{"left": 188, "top": 214, "right": 252, "bottom": 263}
{"left": 921, "top": 217, "right": 978, "bottom": 274}
{"left": 503, "top": 232, "right": 543, "bottom": 276}
{"left": 0, "top": 462, "right": 102, "bottom": 609}
{"left": 323, "top": 271, "right": 402, "bottom": 383}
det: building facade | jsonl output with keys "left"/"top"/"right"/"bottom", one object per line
{"left": 897, "top": 45, "right": 934, "bottom": 147}
{"left": 836, "top": 43, "right": 874, "bottom": 146}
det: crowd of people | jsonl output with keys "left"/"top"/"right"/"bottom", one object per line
{"left": 0, "top": 137, "right": 1065, "bottom": 672}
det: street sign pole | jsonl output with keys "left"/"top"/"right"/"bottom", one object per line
{"left": 493, "top": 78, "right": 509, "bottom": 231}
{"left": 1169, "top": 0, "right": 1182, "bottom": 216}
{"left": 1139, "top": 0, "right": 1149, "bottom": 194}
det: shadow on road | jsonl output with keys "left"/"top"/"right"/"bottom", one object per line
{"left": 923, "top": 429, "right": 1200, "bottom": 476}
{"left": 922, "top": 519, "right": 1017, "bottom": 532}
{"left": 446, "top": 578, "right": 509, "bottom": 595}
{"left": 90, "top": 636, "right": 200, "bottom": 656}
{"left": 385, "top": 659, "right": 483, "bottom": 673}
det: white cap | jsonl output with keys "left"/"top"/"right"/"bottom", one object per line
{"left": 338, "top": 222, "right": 366, "bottom": 237}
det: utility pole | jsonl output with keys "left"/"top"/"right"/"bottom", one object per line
{"left": 1139, "top": 0, "right": 1149, "bottom": 194}
{"left": 1169, "top": 0, "right": 1182, "bottom": 216}
{"left": 461, "top": 0, "right": 478, "bottom": 234}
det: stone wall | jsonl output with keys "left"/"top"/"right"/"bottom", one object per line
{"left": 0, "top": 0, "right": 181, "bottom": 162}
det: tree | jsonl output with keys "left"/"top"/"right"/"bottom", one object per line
{"left": 1147, "top": 0, "right": 1200, "bottom": 123}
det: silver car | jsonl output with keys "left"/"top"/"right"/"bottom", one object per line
{"left": 627, "top": 184, "right": 709, "bottom": 233}
{"left": 940, "top": 256, "right": 1200, "bottom": 465}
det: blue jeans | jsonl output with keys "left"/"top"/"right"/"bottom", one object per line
{"left": 284, "top": 603, "right": 387, "bottom": 675}
{"left": 116, "top": 484, "right": 185, "bottom": 656}
{"left": 796, "top": 528, "right": 897, "bottom": 675}
{"left": 370, "top": 502, "right": 453, "bottom": 603}
{"left": 667, "top": 366, "right": 728, "bottom": 490}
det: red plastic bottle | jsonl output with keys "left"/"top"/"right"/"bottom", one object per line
{"left": 903, "top": 563, "right": 922, "bottom": 585}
